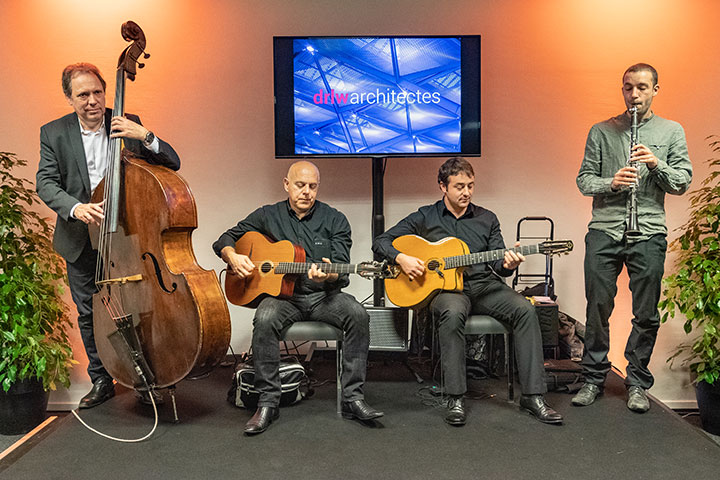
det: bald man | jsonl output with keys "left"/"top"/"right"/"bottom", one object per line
{"left": 213, "top": 161, "right": 382, "bottom": 435}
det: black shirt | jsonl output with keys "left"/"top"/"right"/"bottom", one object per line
{"left": 213, "top": 199, "right": 352, "bottom": 294}
{"left": 372, "top": 199, "right": 513, "bottom": 288}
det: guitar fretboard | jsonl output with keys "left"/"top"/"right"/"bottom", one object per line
{"left": 443, "top": 244, "right": 541, "bottom": 269}
{"left": 272, "top": 263, "right": 359, "bottom": 275}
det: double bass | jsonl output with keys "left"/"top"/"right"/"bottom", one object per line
{"left": 90, "top": 21, "right": 230, "bottom": 396}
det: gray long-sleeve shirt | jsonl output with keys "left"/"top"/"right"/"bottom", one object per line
{"left": 576, "top": 112, "right": 692, "bottom": 242}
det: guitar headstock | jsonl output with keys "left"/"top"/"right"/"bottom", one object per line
{"left": 539, "top": 240, "right": 574, "bottom": 256}
{"left": 357, "top": 261, "right": 400, "bottom": 279}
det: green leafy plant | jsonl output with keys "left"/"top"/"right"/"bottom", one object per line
{"left": 659, "top": 136, "right": 720, "bottom": 386}
{"left": 0, "top": 151, "right": 76, "bottom": 392}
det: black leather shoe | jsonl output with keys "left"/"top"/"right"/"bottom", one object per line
{"left": 244, "top": 407, "right": 279, "bottom": 435}
{"left": 341, "top": 399, "right": 384, "bottom": 421}
{"left": 445, "top": 396, "right": 466, "bottom": 426}
{"left": 79, "top": 377, "right": 115, "bottom": 409}
{"left": 135, "top": 388, "right": 164, "bottom": 406}
{"left": 519, "top": 394, "right": 563, "bottom": 424}
{"left": 627, "top": 385, "right": 650, "bottom": 413}
{"left": 571, "top": 383, "right": 602, "bottom": 406}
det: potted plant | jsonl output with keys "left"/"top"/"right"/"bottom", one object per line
{"left": 0, "top": 151, "right": 76, "bottom": 435}
{"left": 659, "top": 136, "right": 720, "bottom": 436}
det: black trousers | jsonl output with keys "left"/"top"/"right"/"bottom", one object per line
{"left": 251, "top": 291, "right": 370, "bottom": 408}
{"left": 430, "top": 276, "right": 547, "bottom": 396}
{"left": 581, "top": 230, "right": 667, "bottom": 389}
{"left": 65, "top": 239, "right": 111, "bottom": 384}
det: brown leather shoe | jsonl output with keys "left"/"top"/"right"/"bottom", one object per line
{"left": 244, "top": 407, "right": 279, "bottom": 435}
{"left": 79, "top": 377, "right": 115, "bottom": 409}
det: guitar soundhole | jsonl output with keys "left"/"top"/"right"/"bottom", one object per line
{"left": 427, "top": 260, "right": 440, "bottom": 271}
{"left": 260, "top": 262, "right": 273, "bottom": 274}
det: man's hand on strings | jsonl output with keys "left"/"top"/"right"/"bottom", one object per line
{"left": 309, "top": 258, "right": 338, "bottom": 283}
{"left": 221, "top": 247, "right": 256, "bottom": 278}
{"left": 396, "top": 253, "right": 425, "bottom": 281}
{"left": 110, "top": 115, "right": 149, "bottom": 141}
{"left": 503, "top": 242, "right": 525, "bottom": 270}
{"left": 75, "top": 200, "right": 105, "bottom": 225}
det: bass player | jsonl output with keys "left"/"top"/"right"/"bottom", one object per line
{"left": 36, "top": 63, "right": 180, "bottom": 409}
{"left": 372, "top": 157, "right": 563, "bottom": 426}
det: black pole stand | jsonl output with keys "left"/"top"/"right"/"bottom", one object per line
{"left": 370, "top": 157, "right": 423, "bottom": 383}
{"left": 371, "top": 157, "right": 385, "bottom": 307}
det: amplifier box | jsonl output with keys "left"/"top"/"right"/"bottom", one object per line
{"left": 366, "top": 307, "right": 409, "bottom": 352}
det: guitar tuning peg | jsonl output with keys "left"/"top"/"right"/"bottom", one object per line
{"left": 144, "top": 53, "right": 151, "bottom": 59}
{"left": 138, "top": 63, "right": 145, "bottom": 68}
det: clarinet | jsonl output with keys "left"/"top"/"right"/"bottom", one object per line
{"left": 625, "top": 105, "right": 642, "bottom": 238}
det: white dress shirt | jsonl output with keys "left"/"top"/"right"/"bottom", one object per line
{"left": 70, "top": 117, "right": 159, "bottom": 219}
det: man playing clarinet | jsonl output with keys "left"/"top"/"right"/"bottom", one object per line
{"left": 574, "top": 63, "right": 692, "bottom": 412}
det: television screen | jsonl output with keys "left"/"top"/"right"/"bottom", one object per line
{"left": 273, "top": 35, "right": 480, "bottom": 158}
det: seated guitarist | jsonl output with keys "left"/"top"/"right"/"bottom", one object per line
{"left": 372, "top": 157, "right": 563, "bottom": 426}
{"left": 213, "top": 160, "right": 383, "bottom": 435}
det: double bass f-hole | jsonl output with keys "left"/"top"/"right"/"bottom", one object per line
{"left": 142, "top": 252, "right": 177, "bottom": 293}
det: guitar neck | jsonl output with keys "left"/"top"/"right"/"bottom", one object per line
{"left": 273, "top": 263, "right": 360, "bottom": 275}
{"left": 444, "top": 244, "right": 541, "bottom": 269}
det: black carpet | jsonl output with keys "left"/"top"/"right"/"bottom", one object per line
{"left": 2, "top": 357, "right": 718, "bottom": 480}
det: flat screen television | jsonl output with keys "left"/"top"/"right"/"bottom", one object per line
{"left": 273, "top": 35, "right": 481, "bottom": 158}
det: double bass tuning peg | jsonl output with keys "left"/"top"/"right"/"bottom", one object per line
{"left": 136, "top": 52, "right": 150, "bottom": 69}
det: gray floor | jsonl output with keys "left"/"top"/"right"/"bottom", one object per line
{"left": 3, "top": 377, "right": 718, "bottom": 453}
{"left": 0, "top": 434, "right": 22, "bottom": 452}
{"left": 0, "top": 412, "right": 68, "bottom": 454}
{"left": 5, "top": 408, "right": 714, "bottom": 450}
{"left": 675, "top": 409, "right": 720, "bottom": 445}
{"left": 1, "top": 359, "right": 719, "bottom": 480}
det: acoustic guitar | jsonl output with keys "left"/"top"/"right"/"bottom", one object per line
{"left": 224, "top": 231, "right": 389, "bottom": 307}
{"left": 383, "top": 235, "right": 573, "bottom": 308}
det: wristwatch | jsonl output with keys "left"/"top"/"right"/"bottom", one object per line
{"left": 143, "top": 130, "right": 155, "bottom": 147}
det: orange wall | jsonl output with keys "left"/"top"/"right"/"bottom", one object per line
{"left": 2, "top": 0, "right": 717, "bottom": 406}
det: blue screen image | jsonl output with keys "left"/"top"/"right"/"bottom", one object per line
{"left": 293, "top": 37, "right": 461, "bottom": 155}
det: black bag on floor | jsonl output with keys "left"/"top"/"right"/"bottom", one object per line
{"left": 544, "top": 358, "right": 584, "bottom": 393}
{"left": 557, "top": 311, "right": 584, "bottom": 361}
{"left": 228, "top": 356, "right": 311, "bottom": 409}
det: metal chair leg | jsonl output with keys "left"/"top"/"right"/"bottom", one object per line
{"left": 505, "top": 333, "right": 515, "bottom": 403}
{"left": 336, "top": 339, "right": 343, "bottom": 416}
